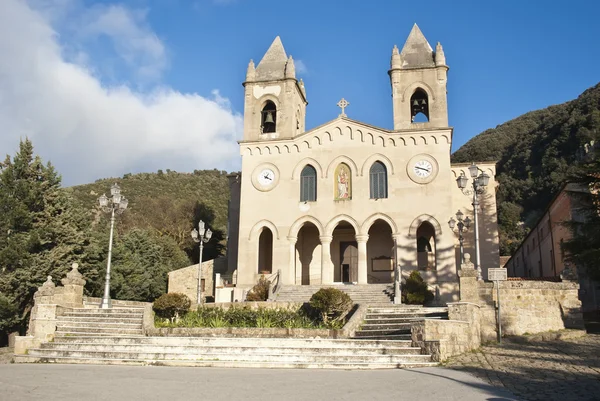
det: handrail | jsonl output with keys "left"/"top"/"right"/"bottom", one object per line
{"left": 267, "top": 269, "right": 282, "bottom": 301}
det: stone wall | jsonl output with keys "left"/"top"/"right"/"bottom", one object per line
{"left": 168, "top": 258, "right": 227, "bottom": 305}
{"left": 411, "top": 302, "right": 481, "bottom": 362}
{"left": 478, "top": 280, "right": 584, "bottom": 341}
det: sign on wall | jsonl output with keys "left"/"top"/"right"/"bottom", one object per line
{"left": 488, "top": 268, "right": 507, "bottom": 282}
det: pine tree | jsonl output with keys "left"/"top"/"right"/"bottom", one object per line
{"left": 0, "top": 139, "right": 89, "bottom": 334}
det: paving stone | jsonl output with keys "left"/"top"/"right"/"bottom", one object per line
{"left": 445, "top": 334, "right": 600, "bottom": 401}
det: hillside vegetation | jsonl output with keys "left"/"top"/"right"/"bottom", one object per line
{"left": 69, "top": 169, "right": 231, "bottom": 262}
{"left": 452, "top": 83, "right": 600, "bottom": 255}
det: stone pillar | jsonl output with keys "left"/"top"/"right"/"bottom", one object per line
{"left": 393, "top": 234, "right": 403, "bottom": 304}
{"left": 287, "top": 236, "right": 298, "bottom": 285}
{"left": 458, "top": 253, "right": 479, "bottom": 303}
{"left": 57, "top": 263, "right": 86, "bottom": 308}
{"left": 320, "top": 235, "right": 334, "bottom": 284}
{"left": 356, "top": 234, "right": 369, "bottom": 284}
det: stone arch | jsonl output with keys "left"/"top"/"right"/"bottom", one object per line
{"left": 419, "top": 136, "right": 427, "bottom": 145}
{"left": 326, "top": 155, "right": 358, "bottom": 178}
{"left": 360, "top": 153, "right": 395, "bottom": 176}
{"left": 430, "top": 135, "right": 438, "bottom": 144}
{"left": 325, "top": 214, "right": 360, "bottom": 236}
{"left": 249, "top": 220, "right": 280, "bottom": 241}
{"left": 292, "top": 157, "right": 324, "bottom": 179}
{"left": 401, "top": 81, "right": 436, "bottom": 103}
{"left": 441, "top": 135, "right": 450, "bottom": 144}
{"left": 254, "top": 146, "right": 262, "bottom": 155}
{"left": 312, "top": 136, "right": 321, "bottom": 146}
{"left": 408, "top": 214, "right": 442, "bottom": 238}
{"left": 360, "top": 213, "right": 397, "bottom": 236}
{"left": 302, "top": 141, "right": 310, "bottom": 150}
{"left": 289, "top": 216, "right": 324, "bottom": 238}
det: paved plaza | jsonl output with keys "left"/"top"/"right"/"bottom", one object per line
{"left": 446, "top": 333, "right": 600, "bottom": 401}
{"left": 0, "top": 364, "right": 517, "bottom": 401}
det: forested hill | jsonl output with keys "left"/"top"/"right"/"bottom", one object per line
{"left": 452, "top": 82, "right": 600, "bottom": 256}
{"left": 68, "top": 169, "right": 231, "bottom": 262}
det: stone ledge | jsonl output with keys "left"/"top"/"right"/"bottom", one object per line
{"left": 148, "top": 327, "right": 336, "bottom": 338}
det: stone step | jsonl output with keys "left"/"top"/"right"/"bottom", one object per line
{"left": 63, "top": 312, "right": 143, "bottom": 319}
{"left": 352, "top": 334, "right": 412, "bottom": 341}
{"left": 354, "top": 329, "right": 410, "bottom": 337}
{"left": 363, "top": 313, "right": 446, "bottom": 320}
{"left": 367, "top": 307, "right": 448, "bottom": 313}
{"left": 14, "top": 355, "right": 437, "bottom": 369}
{"left": 54, "top": 332, "right": 144, "bottom": 337}
{"left": 359, "top": 322, "right": 413, "bottom": 331}
{"left": 26, "top": 349, "right": 431, "bottom": 364}
{"left": 59, "top": 316, "right": 143, "bottom": 324}
{"left": 51, "top": 336, "right": 413, "bottom": 348}
{"left": 56, "top": 321, "right": 143, "bottom": 329}
{"left": 41, "top": 343, "right": 423, "bottom": 356}
{"left": 363, "top": 317, "right": 442, "bottom": 324}
{"left": 56, "top": 326, "right": 144, "bottom": 335}
{"left": 68, "top": 307, "right": 145, "bottom": 314}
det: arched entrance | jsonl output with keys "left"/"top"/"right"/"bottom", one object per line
{"left": 366, "top": 219, "right": 394, "bottom": 283}
{"left": 330, "top": 221, "right": 358, "bottom": 283}
{"left": 296, "top": 222, "right": 321, "bottom": 284}
{"left": 416, "top": 222, "right": 436, "bottom": 270}
{"left": 258, "top": 227, "right": 273, "bottom": 274}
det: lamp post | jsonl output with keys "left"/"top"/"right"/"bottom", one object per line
{"left": 456, "top": 164, "right": 490, "bottom": 281}
{"left": 448, "top": 210, "right": 471, "bottom": 265}
{"left": 98, "top": 183, "right": 128, "bottom": 309}
{"left": 191, "top": 220, "right": 212, "bottom": 305}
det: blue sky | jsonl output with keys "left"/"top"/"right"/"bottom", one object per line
{"left": 1, "top": 0, "right": 599, "bottom": 185}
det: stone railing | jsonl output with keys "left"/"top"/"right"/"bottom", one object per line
{"left": 14, "top": 263, "right": 86, "bottom": 354}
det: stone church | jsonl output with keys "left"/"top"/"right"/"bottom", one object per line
{"left": 226, "top": 24, "right": 500, "bottom": 303}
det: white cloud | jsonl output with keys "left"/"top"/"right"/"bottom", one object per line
{"left": 78, "top": 4, "right": 167, "bottom": 81}
{"left": 0, "top": 0, "right": 242, "bottom": 186}
{"left": 295, "top": 59, "right": 308, "bottom": 75}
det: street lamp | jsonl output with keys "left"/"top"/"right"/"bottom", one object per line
{"left": 191, "top": 220, "right": 212, "bottom": 305}
{"left": 456, "top": 164, "right": 490, "bottom": 281}
{"left": 98, "top": 183, "right": 128, "bottom": 309}
{"left": 448, "top": 210, "right": 471, "bottom": 265}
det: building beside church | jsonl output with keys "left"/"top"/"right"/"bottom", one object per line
{"left": 226, "top": 25, "right": 500, "bottom": 303}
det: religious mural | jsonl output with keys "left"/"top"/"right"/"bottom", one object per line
{"left": 334, "top": 163, "right": 352, "bottom": 200}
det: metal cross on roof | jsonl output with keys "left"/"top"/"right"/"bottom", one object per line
{"left": 337, "top": 98, "right": 349, "bottom": 117}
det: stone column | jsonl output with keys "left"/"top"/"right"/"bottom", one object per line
{"left": 320, "top": 235, "right": 334, "bottom": 284}
{"left": 356, "top": 234, "right": 369, "bottom": 284}
{"left": 58, "top": 263, "right": 86, "bottom": 308}
{"left": 287, "top": 236, "right": 297, "bottom": 285}
{"left": 393, "top": 234, "right": 403, "bottom": 304}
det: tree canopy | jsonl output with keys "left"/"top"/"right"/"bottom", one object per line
{"left": 452, "top": 83, "right": 600, "bottom": 255}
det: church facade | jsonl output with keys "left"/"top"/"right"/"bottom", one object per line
{"left": 226, "top": 25, "right": 500, "bottom": 303}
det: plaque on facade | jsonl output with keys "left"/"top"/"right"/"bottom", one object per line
{"left": 488, "top": 268, "right": 507, "bottom": 282}
{"left": 372, "top": 256, "right": 394, "bottom": 271}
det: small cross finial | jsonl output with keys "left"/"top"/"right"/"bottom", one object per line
{"left": 337, "top": 98, "right": 349, "bottom": 117}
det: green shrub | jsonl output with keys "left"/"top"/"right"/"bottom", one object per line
{"left": 152, "top": 293, "right": 191, "bottom": 321}
{"left": 309, "top": 288, "right": 353, "bottom": 325}
{"left": 401, "top": 271, "right": 434, "bottom": 305}
{"left": 245, "top": 275, "right": 270, "bottom": 302}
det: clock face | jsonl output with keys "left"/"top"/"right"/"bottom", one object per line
{"left": 257, "top": 169, "right": 275, "bottom": 187}
{"left": 413, "top": 160, "right": 433, "bottom": 178}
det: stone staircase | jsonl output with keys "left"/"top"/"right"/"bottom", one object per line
{"left": 56, "top": 305, "right": 145, "bottom": 338}
{"left": 353, "top": 305, "right": 449, "bottom": 340}
{"left": 15, "top": 336, "right": 436, "bottom": 369}
{"left": 274, "top": 284, "right": 394, "bottom": 304}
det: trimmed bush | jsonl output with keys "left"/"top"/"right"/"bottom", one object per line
{"left": 309, "top": 287, "right": 353, "bottom": 325}
{"left": 153, "top": 293, "right": 191, "bottom": 321}
{"left": 245, "top": 275, "right": 270, "bottom": 302}
{"left": 401, "top": 271, "right": 434, "bottom": 305}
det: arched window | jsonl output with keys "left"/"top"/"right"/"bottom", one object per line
{"left": 369, "top": 161, "right": 388, "bottom": 199}
{"left": 261, "top": 101, "right": 277, "bottom": 133}
{"left": 410, "top": 89, "right": 429, "bottom": 123}
{"left": 300, "top": 165, "right": 317, "bottom": 202}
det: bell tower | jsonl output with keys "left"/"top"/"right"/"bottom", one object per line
{"left": 389, "top": 24, "right": 449, "bottom": 130}
{"left": 242, "top": 37, "right": 308, "bottom": 142}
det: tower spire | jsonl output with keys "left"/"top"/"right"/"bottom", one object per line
{"left": 255, "top": 36, "right": 289, "bottom": 81}
{"left": 399, "top": 23, "right": 435, "bottom": 69}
